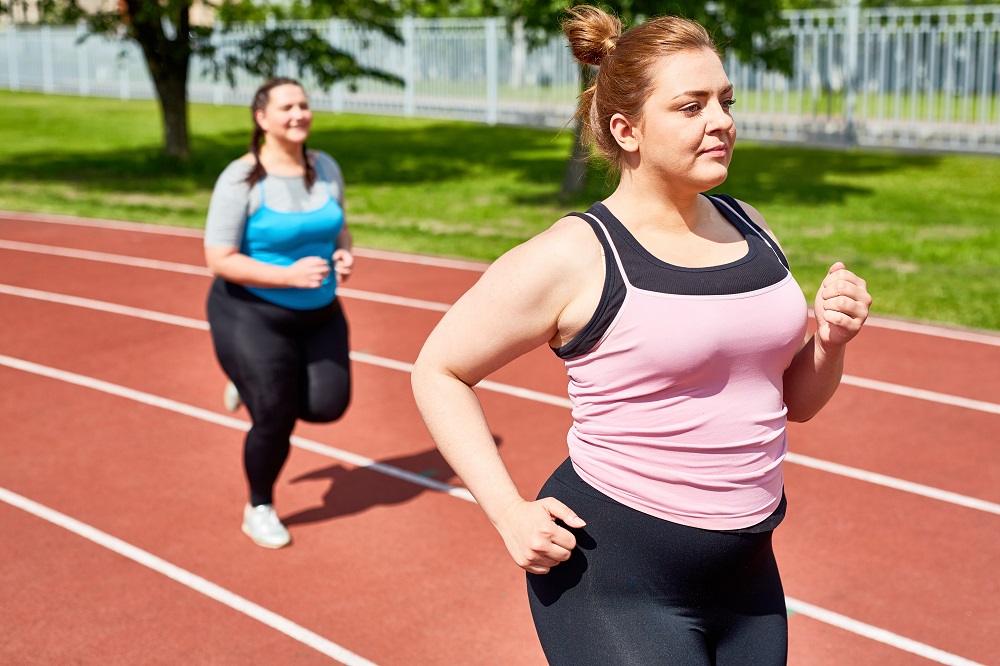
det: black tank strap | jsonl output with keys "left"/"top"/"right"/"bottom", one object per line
{"left": 552, "top": 212, "right": 626, "bottom": 359}
{"left": 707, "top": 194, "right": 789, "bottom": 269}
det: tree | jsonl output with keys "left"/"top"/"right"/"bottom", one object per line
{"left": 0, "top": 0, "right": 406, "bottom": 160}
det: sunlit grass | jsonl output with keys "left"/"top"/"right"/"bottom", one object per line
{"left": 1, "top": 89, "right": 998, "bottom": 331}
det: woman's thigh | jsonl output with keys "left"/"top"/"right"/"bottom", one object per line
{"left": 207, "top": 280, "right": 302, "bottom": 421}
{"left": 298, "top": 298, "right": 351, "bottom": 423}
{"left": 527, "top": 458, "right": 787, "bottom": 666}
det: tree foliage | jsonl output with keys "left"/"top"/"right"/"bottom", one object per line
{"left": 0, "top": 0, "right": 407, "bottom": 159}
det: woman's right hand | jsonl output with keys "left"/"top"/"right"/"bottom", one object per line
{"left": 495, "top": 498, "right": 586, "bottom": 574}
{"left": 286, "top": 256, "right": 331, "bottom": 288}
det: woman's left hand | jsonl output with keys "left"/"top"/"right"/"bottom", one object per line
{"left": 814, "top": 262, "right": 872, "bottom": 351}
{"left": 333, "top": 248, "right": 355, "bottom": 283}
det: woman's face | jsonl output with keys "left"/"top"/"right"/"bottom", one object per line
{"left": 629, "top": 48, "right": 736, "bottom": 192}
{"left": 256, "top": 84, "right": 312, "bottom": 145}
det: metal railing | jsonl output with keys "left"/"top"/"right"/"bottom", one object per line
{"left": 1, "top": 5, "right": 998, "bottom": 154}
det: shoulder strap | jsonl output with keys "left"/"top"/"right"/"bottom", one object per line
{"left": 707, "top": 194, "right": 788, "bottom": 269}
{"left": 566, "top": 211, "right": 631, "bottom": 288}
{"left": 310, "top": 151, "right": 336, "bottom": 199}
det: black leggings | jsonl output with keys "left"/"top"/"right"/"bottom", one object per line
{"left": 206, "top": 278, "right": 351, "bottom": 506}
{"left": 528, "top": 459, "right": 788, "bottom": 666}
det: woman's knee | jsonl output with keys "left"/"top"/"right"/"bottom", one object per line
{"left": 301, "top": 388, "right": 350, "bottom": 423}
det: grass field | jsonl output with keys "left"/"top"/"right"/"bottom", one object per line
{"left": 1, "top": 90, "right": 998, "bottom": 331}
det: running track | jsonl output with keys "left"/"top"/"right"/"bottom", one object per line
{"left": 0, "top": 211, "right": 997, "bottom": 666}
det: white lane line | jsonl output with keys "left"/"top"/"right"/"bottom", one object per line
{"left": 785, "top": 597, "right": 984, "bottom": 666}
{"left": 0, "top": 486, "right": 379, "bottom": 666}
{"left": 0, "top": 239, "right": 213, "bottom": 275}
{"left": 1, "top": 285, "right": 998, "bottom": 517}
{"left": 0, "top": 355, "right": 988, "bottom": 666}
{"left": 784, "top": 453, "right": 1000, "bottom": 516}
{"left": 3, "top": 277, "right": 998, "bottom": 416}
{"left": 337, "top": 288, "right": 450, "bottom": 313}
{"left": 0, "top": 210, "right": 206, "bottom": 237}
{"left": 840, "top": 375, "right": 1000, "bottom": 416}
{"left": 5, "top": 218, "right": 1000, "bottom": 344}
{"left": 0, "top": 354, "right": 474, "bottom": 503}
{"left": 0, "top": 245, "right": 453, "bottom": 312}
{"left": 861, "top": 317, "right": 1000, "bottom": 347}
{"left": 0, "top": 284, "right": 213, "bottom": 329}
{"left": 0, "top": 213, "right": 489, "bottom": 271}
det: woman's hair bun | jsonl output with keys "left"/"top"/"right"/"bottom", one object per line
{"left": 562, "top": 5, "right": 623, "bottom": 67}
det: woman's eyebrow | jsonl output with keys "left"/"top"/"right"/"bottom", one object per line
{"left": 671, "top": 84, "right": 734, "bottom": 100}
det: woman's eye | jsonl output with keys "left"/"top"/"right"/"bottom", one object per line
{"left": 682, "top": 104, "right": 702, "bottom": 114}
{"left": 722, "top": 99, "right": 736, "bottom": 110}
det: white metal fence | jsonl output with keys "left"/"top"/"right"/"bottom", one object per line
{"left": 1, "top": 5, "right": 998, "bottom": 154}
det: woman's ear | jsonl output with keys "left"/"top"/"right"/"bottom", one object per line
{"left": 253, "top": 109, "right": 268, "bottom": 134}
{"left": 609, "top": 113, "right": 640, "bottom": 153}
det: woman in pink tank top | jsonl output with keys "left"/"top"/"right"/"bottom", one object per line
{"left": 412, "top": 6, "right": 872, "bottom": 664}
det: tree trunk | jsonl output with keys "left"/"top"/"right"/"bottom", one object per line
{"left": 153, "top": 65, "right": 191, "bottom": 160}
{"left": 559, "top": 122, "right": 590, "bottom": 201}
{"left": 558, "top": 63, "right": 594, "bottom": 201}
{"left": 124, "top": 0, "right": 193, "bottom": 160}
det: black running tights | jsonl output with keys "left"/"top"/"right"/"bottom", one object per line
{"left": 207, "top": 278, "right": 351, "bottom": 506}
{"left": 527, "top": 459, "right": 788, "bottom": 666}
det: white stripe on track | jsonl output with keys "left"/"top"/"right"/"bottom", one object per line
{"left": 0, "top": 485, "right": 379, "bottom": 666}
{"left": 784, "top": 453, "right": 1000, "bottom": 516}
{"left": 0, "top": 284, "right": 212, "bottom": 329}
{"left": 5, "top": 216, "right": 1000, "bottom": 343}
{"left": 861, "top": 317, "right": 1000, "bottom": 347}
{"left": 840, "top": 375, "right": 1000, "bottom": 415}
{"left": 0, "top": 354, "right": 474, "bottom": 503}
{"left": 0, "top": 210, "right": 206, "bottom": 237}
{"left": 0, "top": 213, "right": 488, "bottom": 271}
{"left": 337, "top": 288, "right": 450, "bottom": 313}
{"left": 785, "top": 597, "right": 984, "bottom": 666}
{"left": 0, "top": 244, "right": 453, "bottom": 312}
{"left": 0, "top": 353, "right": 987, "bottom": 666}
{"left": 2, "top": 284, "right": 998, "bottom": 517}
{"left": 7, "top": 279, "right": 997, "bottom": 416}
{"left": 0, "top": 239, "right": 213, "bottom": 275}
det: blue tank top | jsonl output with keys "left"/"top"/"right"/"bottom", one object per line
{"left": 241, "top": 163, "right": 345, "bottom": 310}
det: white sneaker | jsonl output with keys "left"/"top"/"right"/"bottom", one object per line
{"left": 242, "top": 504, "right": 291, "bottom": 549}
{"left": 223, "top": 381, "right": 243, "bottom": 412}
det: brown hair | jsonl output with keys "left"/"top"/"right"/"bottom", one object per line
{"left": 562, "top": 5, "right": 720, "bottom": 173}
{"left": 246, "top": 77, "right": 316, "bottom": 190}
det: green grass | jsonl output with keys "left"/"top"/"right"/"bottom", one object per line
{"left": 1, "top": 89, "right": 999, "bottom": 331}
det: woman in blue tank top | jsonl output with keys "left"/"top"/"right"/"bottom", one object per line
{"left": 204, "top": 77, "right": 353, "bottom": 549}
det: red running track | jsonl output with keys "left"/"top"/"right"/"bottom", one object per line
{"left": 0, "top": 211, "right": 998, "bottom": 666}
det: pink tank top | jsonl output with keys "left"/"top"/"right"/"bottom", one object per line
{"left": 565, "top": 208, "right": 808, "bottom": 530}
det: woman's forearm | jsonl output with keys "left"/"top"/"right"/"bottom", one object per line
{"left": 207, "top": 251, "right": 298, "bottom": 287}
{"left": 411, "top": 363, "right": 525, "bottom": 526}
{"left": 782, "top": 335, "right": 846, "bottom": 422}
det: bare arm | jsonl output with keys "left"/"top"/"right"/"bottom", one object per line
{"left": 784, "top": 261, "right": 871, "bottom": 421}
{"left": 411, "top": 219, "right": 601, "bottom": 573}
{"left": 735, "top": 200, "right": 873, "bottom": 422}
{"left": 204, "top": 245, "right": 331, "bottom": 289}
{"left": 333, "top": 225, "right": 354, "bottom": 283}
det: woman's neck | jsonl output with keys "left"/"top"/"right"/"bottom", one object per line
{"left": 258, "top": 140, "right": 307, "bottom": 175}
{"left": 604, "top": 173, "right": 704, "bottom": 235}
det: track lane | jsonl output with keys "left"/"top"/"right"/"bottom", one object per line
{"left": 1, "top": 348, "right": 988, "bottom": 664}
{"left": 1, "top": 278, "right": 995, "bottom": 507}
{"left": 0, "top": 503, "right": 353, "bottom": 666}
{"left": 2, "top": 213, "right": 997, "bottom": 664}
{"left": 0, "top": 233, "right": 1000, "bottom": 408}
{"left": 0, "top": 366, "right": 547, "bottom": 665}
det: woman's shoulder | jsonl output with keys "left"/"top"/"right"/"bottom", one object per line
{"left": 494, "top": 214, "right": 602, "bottom": 280}
{"left": 309, "top": 149, "right": 341, "bottom": 175}
{"left": 215, "top": 155, "right": 256, "bottom": 184}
